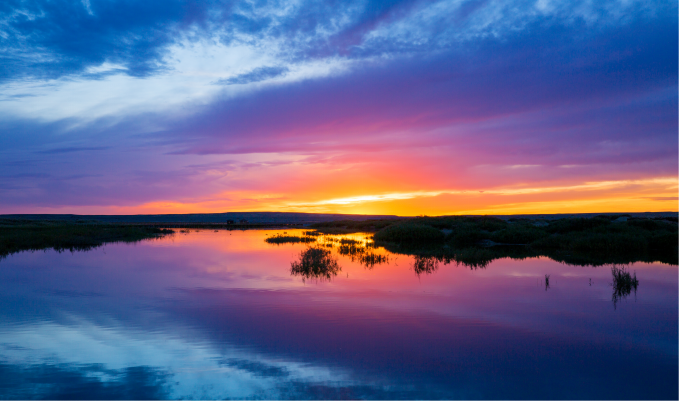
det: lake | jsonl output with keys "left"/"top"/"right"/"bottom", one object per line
{"left": 0, "top": 229, "right": 676, "bottom": 399}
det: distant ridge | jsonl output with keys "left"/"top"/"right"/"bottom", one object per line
{"left": 1, "top": 211, "right": 675, "bottom": 224}
{"left": 490, "top": 212, "right": 677, "bottom": 220}
{"left": 0, "top": 212, "right": 402, "bottom": 224}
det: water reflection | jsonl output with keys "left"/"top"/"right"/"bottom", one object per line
{"left": 412, "top": 255, "right": 439, "bottom": 276}
{"left": 290, "top": 247, "right": 341, "bottom": 282}
{"left": 335, "top": 239, "right": 390, "bottom": 270}
{"left": 611, "top": 265, "right": 639, "bottom": 309}
{"left": 278, "top": 233, "right": 657, "bottom": 310}
{"left": 0, "top": 229, "right": 675, "bottom": 399}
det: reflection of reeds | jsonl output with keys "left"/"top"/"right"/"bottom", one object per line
{"left": 611, "top": 265, "right": 639, "bottom": 309}
{"left": 338, "top": 243, "right": 364, "bottom": 258}
{"left": 359, "top": 252, "right": 388, "bottom": 269}
{"left": 413, "top": 255, "right": 438, "bottom": 276}
{"left": 290, "top": 247, "right": 341, "bottom": 282}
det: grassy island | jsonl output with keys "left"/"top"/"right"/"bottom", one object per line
{"left": 0, "top": 219, "right": 173, "bottom": 259}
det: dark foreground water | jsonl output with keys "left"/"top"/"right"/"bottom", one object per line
{"left": 0, "top": 230, "right": 676, "bottom": 399}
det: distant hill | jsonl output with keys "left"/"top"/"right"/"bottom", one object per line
{"left": 1, "top": 211, "right": 675, "bottom": 224}
{"left": 0, "top": 212, "right": 403, "bottom": 224}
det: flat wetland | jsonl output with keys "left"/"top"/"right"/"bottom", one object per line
{"left": 0, "top": 215, "right": 676, "bottom": 399}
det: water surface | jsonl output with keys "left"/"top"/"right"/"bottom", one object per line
{"left": 0, "top": 229, "right": 676, "bottom": 399}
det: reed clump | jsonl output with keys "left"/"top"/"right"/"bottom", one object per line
{"left": 290, "top": 247, "right": 341, "bottom": 281}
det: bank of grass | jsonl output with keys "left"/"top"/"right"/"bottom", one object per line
{"left": 310, "top": 214, "right": 678, "bottom": 266}
{"left": 309, "top": 219, "right": 402, "bottom": 234}
{"left": 0, "top": 219, "right": 173, "bottom": 259}
{"left": 373, "top": 223, "right": 444, "bottom": 244}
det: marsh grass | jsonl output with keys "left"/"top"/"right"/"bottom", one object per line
{"left": 290, "top": 247, "right": 341, "bottom": 282}
{"left": 0, "top": 220, "right": 173, "bottom": 259}
{"left": 348, "top": 215, "right": 678, "bottom": 266}
{"left": 265, "top": 234, "right": 317, "bottom": 244}
{"left": 310, "top": 219, "right": 402, "bottom": 233}
{"left": 374, "top": 223, "right": 444, "bottom": 244}
{"left": 339, "top": 238, "right": 361, "bottom": 245}
{"left": 262, "top": 215, "right": 677, "bottom": 272}
{"left": 334, "top": 240, "right": 390, "bottom": 269}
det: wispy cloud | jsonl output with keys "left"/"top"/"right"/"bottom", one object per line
{"left": 0, "top": 0, "right": 675, "bottom": 214}
{"left": 215, "top": 66, "right": 289, "bottom": 85}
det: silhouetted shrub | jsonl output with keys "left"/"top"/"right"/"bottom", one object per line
{"left": 447, "top": 228, "right": 489, "bottom": 248}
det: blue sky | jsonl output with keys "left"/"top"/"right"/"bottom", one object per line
{"left": 0, "top": 0, "right": 676, "bottom": 214}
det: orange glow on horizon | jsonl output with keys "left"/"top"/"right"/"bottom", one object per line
{"left": 33, "top": 176, "right": 672, "bottom": 216}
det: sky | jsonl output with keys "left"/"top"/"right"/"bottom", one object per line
{"left": 0, "top": 0, "right": 677, "bottom": 216}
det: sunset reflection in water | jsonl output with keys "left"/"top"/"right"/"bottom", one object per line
{"left": 0, "top": 229, "right": 675, "bottom": 399}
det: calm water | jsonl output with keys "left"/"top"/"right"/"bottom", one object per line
{"left": 0, "top": 229, "right": 676, "bottom": 399}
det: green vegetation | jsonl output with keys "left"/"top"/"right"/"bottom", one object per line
{"left": 0, "top": 219, "right": 173, "bottom": 259}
